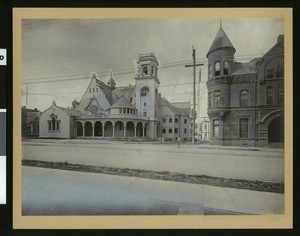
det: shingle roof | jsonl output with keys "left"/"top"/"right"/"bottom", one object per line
{"left": 231, "top": 58, "right": 260, "bottom": 76}
{"left": 162, "top": 97, "right": 190, "bottom": 116}
{"left": 207, "top": 27, "right": 236, "bottom": 57}
{"left": 108, "top": 95, "right": 136, "bottom": 110}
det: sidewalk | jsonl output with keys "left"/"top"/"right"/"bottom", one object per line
{"left": 22, "top": 166, "right": 284, "bottom": 215}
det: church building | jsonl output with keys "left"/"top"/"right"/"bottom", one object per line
{"left": 39, "top": 53, "right": 191, "bottom": 140}
{"left": 206, "top": 25, "right": 284, "bottom": 147}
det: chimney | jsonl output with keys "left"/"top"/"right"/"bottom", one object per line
{"left": 277, "top": 34, "right": 284, "bottom": 43}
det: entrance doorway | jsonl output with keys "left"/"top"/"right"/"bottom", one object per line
{"left": 268, "top": 116, "right": 284, "bottom": 143}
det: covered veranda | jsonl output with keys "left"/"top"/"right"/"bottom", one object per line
{"left": 74, "top": 118, "right": 148, "bottom": 138}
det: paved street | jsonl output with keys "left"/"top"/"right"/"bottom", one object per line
{"left": 22, "top": 166, "right": 284, "bottom": 215}
{"left": 22, "top": 139, "right": 284, "bottom": 182}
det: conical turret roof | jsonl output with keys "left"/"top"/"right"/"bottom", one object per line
{"left": 207, "top": 27, "right": 236, "bottom": 57}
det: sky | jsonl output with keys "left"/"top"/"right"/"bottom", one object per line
{"left": 21, "top": 18, "right": 284, "bottom": 120}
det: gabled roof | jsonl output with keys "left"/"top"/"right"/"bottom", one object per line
{"left": 25, "top": 111, "right": 41, "bottom": 123}
{"left": 84, "top": 96, "right": 103, "bottom": 111}
{"left": 59, "top": 106, "right": 83, "bottom": 117}
{"left": 207, "top": 27, "right": 236, "bottom": 57}
{"left": 108, "top": 95, "right": 136, "bottom": 110}
{"left": 161, "top": 97, "right": 190, "bottom": 116}
{"left": 256, "top": 34, "right": 284, "bottom": 65}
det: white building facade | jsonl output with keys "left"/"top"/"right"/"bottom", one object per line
{"left": 39, "top": 53, "right": 191, "bottom": 140}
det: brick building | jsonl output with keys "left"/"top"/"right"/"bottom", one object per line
{"left": 206, "top": 26, "right": 284, "bottom": 147}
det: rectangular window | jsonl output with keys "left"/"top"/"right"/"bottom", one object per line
{"left": 175, "top": 128, "right": 178, "bottom": 133}
{"left": 144, "top": 102, "right": 146, "bottom": 106}
{"left": 184, "top": 119, "right": 187, "bottom": 124}
{"left": 119, "top": 108, "right": 122, "bottom": 114}
{"left": 240, "top": 118, "right": 249, "bottom": 138}
{"left": 169, "top": 129, "right": 172, "bottom": 133}
{"left": 123, "top": 108, "right": 126, "bottom": 113}
{"left": 267, "top": 87, "right": 273, "bottom": 105}
{"left": 214, "top": 90, "right": 221, "bottom": 107}
{"left": 184, "top": 128, "right": 187, "bottom": 134}
{"left": 266, "top": 69, "right": 274, "bottom": 79}
{"left": 143, "top": 112, "right": 147, "bottom": 117}
{"left": 163, "top": 129, "right": 166, "bottom": 133}
{"left": 48, "top": 121, "right": 51, "bottom": 131}
{"left": 175, "top": 118, "right": 178, "bottom": 123}
{"left": 208, "top": 92, "right": 212, "bottom": 108}
{"left": 213, "top": 120, "right": 219, "bottom": 137}
{"left": 127, "top": 108, "right": 130, "bottom": 113}
{"left": 89, "top": 88, "right": 91, "bottom": 93}
{"left": 278, "top": 87, "right": 284, "bottom": 105}
{"left": 56, "top": 122, "right": 60, "bottom": 131}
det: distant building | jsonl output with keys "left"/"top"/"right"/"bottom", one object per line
{"left": 199, "top": 118, "right": 210, "bottom": 141}
{"left": 39, "top": 53, "right": 191, "bottom": 140}
{"left": 206, "top": 25, "right": 284, "bottom": 147}
{"left": 21, "top": 106, "right": 41, "bottom": 137}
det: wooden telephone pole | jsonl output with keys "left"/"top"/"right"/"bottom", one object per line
{"left": 185, "top": 47, "right": 203, "bottom": 145}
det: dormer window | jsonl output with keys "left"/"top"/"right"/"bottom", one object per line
{"left": 141, "top": 87, "right": 150, "bottom": 96}
{"left": 143, "top": 66, "right": 148, "bottom": 75}
{"left": 214, "top": 61, "right": 220, "bottom": 76}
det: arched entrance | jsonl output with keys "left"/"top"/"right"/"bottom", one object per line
{"left": 268, "top": 116, "right": 284, "bottom": 143}
{"left": 75, "top": 122, "right": 83, "bottom": 137}
{"left": 136, "top": 122, "right": 143, "bottom": 137}
{"left": 94, "top": 121, "right": 103, "bottom": 137}
{"left": 104, "top": 121, "right": 113, "bottom": 137}
{"left": 84, "top": 121, "right": 93, "bottom": 137}
{"left": 115, "top": 121, "right": 124, "bottom": 137}
{"left": 126, "top": 121, "right": 135, "bottom": 137}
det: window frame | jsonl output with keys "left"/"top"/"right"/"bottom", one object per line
{"left": 213, "top": 119, "right": 219, "bottom": 138}
{"left": 214, "top": 90, "right": 221, "bottom": 108}
{"left": 240, "top": 89, "right": 249, "bottom": 107}
{"left": 239, "top": 118, "right": 249, "bottom": 138}
{"left": 214, "top": 61, "right": 221, "bottom": 76}
{"left": 223, "top": 61, "right": 229, "bottom": 75}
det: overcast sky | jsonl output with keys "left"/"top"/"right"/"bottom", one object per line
{"left": 22, "top": 18, "right": 284, "bottom": 119}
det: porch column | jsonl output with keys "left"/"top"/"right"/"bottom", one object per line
{"left": 142, "top": 124, "right": 145, "bottom": 137}
{"left": 102, "top": 124, "right": 105, "bottom": 137}
{"left": 124, "top": 125, "right": 127, "bottom": 138}
{"left": 112, "top": 125, "right": 115, "bottom": 138}
{"left": 134, "top": 125, "right": 137, "bottom": 138}
{"left": 155, "top": 124, "right": 157, "bottom": 138}
{"left": 92, "top": 125, "right": 95, "bottom": 137}
{"left": 82, "top": 123, "right": 85, "bottom": 137}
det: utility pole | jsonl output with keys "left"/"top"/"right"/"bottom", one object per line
{"left": 185, "top": 47, "right": 203, "bottom": 145}
{"left": 26, "top": 86, "right": 28, "bottom": 106}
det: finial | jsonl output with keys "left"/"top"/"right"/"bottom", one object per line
{"left": 110, "top": 71, "right": 113, "bottom": 78}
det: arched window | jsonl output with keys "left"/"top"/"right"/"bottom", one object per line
{"left": 224, "top": 61, "right": 229, "bottom": 75}
{"left": 163, "top": 118, "right": 166, "bottom": 123}
{"left": 169, "top": 118, "right": 173, "bottom": 123}
{"left": 169, "top": 129, "right": 173, "bottom": 133}
{"left": 141, "top": 87, "right": 150, "bottom": 96}
{"left": 162, "top": 129, "right": 166, "bottom": 133}
{"left": 208, "top": 64, "right": 212, "bottom": 78}
{"left": 240, "top": 90, "right": 248, "bottom": 107}
{"left": 214, "top": 61, "right": 220, "bottom": 76}
{"left": 143, "top": 66, "right": 148, "bottom": 75}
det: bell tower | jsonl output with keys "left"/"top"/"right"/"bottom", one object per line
{"left": 135, "top": 53, "right": 160, "bottom": 119}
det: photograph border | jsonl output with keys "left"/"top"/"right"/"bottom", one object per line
{"left": 13, "top": 7, "right": 293, "bottom": 229}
